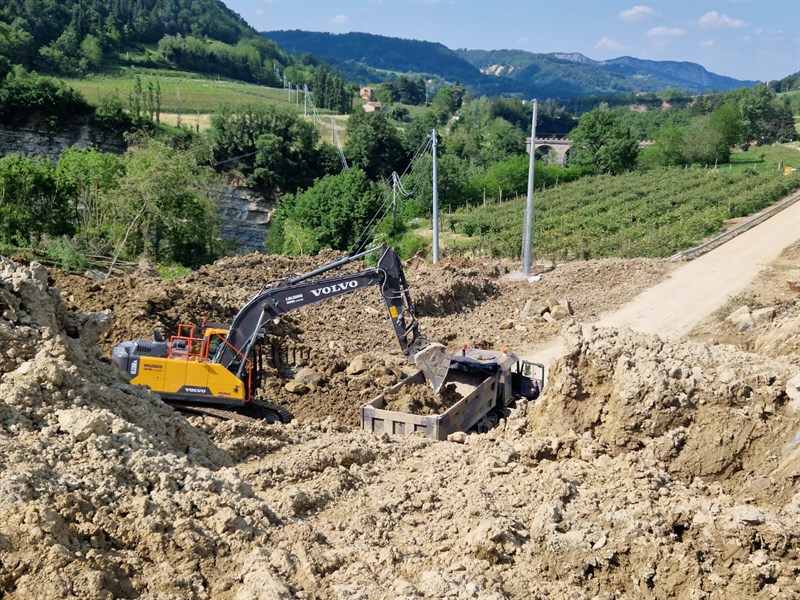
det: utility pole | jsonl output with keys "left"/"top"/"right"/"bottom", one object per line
{"left": 392, "top": 172, "right": 398, "bottom": 233}
{"left": 432, "top": 129, "right": 440, "bottom": 264}
{"left": 522, "top": 100, "right": 537, "bottom": 277}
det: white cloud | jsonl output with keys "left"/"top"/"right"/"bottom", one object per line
{"left": 596, "top": 36, "right": 624, "bottom": 51}
{"left": 330, "top": 14, "right": 349, "bottom": 26}
{"left": 254, "top": 9, "right": 264, "bottom": 16}
{"left": 698, "top": 11, "right": 746, "bottom": 29}
{"left": 700, "top": 39, "right": 715, "bottom": 47}
{"left": 646, "top": 27, "right": 685, "bottom": 38}
{"left": 618, "top": 5, "right": 654, "bottom": 22}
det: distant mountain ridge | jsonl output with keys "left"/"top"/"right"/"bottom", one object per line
{"left": 262, "top": 30, "right": 758, "bottom": 99}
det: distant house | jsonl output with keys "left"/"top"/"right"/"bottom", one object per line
{"left": 362, "top": 101, "right": 383, "bottom": 113}
{"left": 359, "top": 86, "right": 374, "bottom": 100}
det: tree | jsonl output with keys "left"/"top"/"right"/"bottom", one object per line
{"left": 0, "top": 154, "right": 73, "bottom": 245}
{"left": 312, "top": 65, "right": 351, "bottom": 114}
{"left": 709, "top": 102, "right": 742, "bottom": 149}
{"left": 479, "top": 117, "right": 526, "bottom": 163}
{"left": 684, "top": 116, "right": 729, "bottom": 165}
{"left": 639, "top": 127, "right": 687, "bottom": 168}
{"left": 402, "top": 110, "right": 439, "bottom": 157}
{"left": 79, "top": 33, "right": 103, "bottom": 72}
{"left": 0, "top": 65, "right": 91, "bottom": 126}
{"left": 731, "top": 84, "right": 795, "bottom": 147}
{"left": 481, "top": 155, "right": 530, "bottom": 202}
{"left": 404, "top": 153, "right": 479, "bottom": 216}
{"left": 267, "top": 168, "right": 383, "bottom": 253}
{"left": 55, "top": 147, "right": 123, "bottom": 252}
{"left": 345, "top": 109, "right": 406, "bottom": 180}
{"left": 0, "top": 21, "right": 35, "bottom": 69}
{"left": 111, "top": 136, "right": 220, "bottom": 267}
{"left": 430, "top": 88, "right": 456, "bottom": 122}
{"left": 570, "top": 107, "right": 639, "bottom": 174}
{"left": 210, "top": 104, "right": 324, "bottom": 196}
{"left": 773, "top": 98, "right": 797, "bottom": 143}
{"left": 736, "top": 84, "right": 776, "bottom": 147}
{"left": 446, "top": 96, "right": 529, "bottom": 166}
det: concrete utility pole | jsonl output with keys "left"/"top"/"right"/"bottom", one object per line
{"left": 432, "top": 129, "right": 440, "bottom": 264}
{"left": 392, "top": 172, "right": 398, "bottom": 232}
{"left": 522, "top": 100, "right": 537, "bottom": 277}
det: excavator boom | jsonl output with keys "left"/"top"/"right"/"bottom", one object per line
{"left": 214, "top": 245, "right": 449, "bottom": 392}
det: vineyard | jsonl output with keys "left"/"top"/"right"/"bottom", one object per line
{"left": 449, "top": 165, "right": 800, "bottom": 261}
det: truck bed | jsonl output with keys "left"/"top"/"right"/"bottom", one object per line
{"left": 360, "top": 368, "right": 498, "bottom": 441}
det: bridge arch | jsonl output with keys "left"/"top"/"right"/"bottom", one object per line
{"left": 527, "top": 137, "right": 572, "bottom": 166}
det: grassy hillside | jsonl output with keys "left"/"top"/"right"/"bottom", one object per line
{"left": 67, "top": 71, "right": 295, "bottom": 113}
{"left": 65, "top": 69, "right": 355, "bottom": 132}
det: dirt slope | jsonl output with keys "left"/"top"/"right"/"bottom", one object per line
{"left": 0, "top": 219, "right": 798, "bottom": 598}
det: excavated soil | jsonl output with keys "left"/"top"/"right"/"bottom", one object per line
{"left": 382, "top": 381, "right": 463, "bottom": 415}
{"left": 1, "top": 240, "right": 799, "bottom": 599}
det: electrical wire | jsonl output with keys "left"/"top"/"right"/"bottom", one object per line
{"left": 349, "top": 130, "right": 436, "bottom": 254}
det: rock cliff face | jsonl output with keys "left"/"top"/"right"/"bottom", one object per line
{"left": 211, "top": 186, "right": 275, "bottom": 254}
{"left": 0, "top": 120, "right": 126, "bottom": 159}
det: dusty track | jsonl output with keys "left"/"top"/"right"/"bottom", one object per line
{"left": 524, "top": 199, "right": 800, "bottom": 371}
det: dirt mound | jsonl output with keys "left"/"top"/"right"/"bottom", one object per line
{"left": 690, "top": 240, "right": 800, "bottom": 359}
{"left": 220, "top": 326, "right": 800, "bottom": 599}
{"left": 5, "top": 249, "right": 800, "bottom": 599}
{"left": 50, "top": 251, "right": 348, "bottom": 353}
{"left": 383, "top": 380, "right": 463, "bottom": 414}
{"left": 539, "top": 325, "right": 800, "bottom": 498}
{"left": 407, "top": 260, "right": 501, "bottom": 317}
{"left": 0, "top": 259, "right": 283, "bottom": 598}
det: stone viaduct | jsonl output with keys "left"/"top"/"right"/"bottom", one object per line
{"left": 526, "top": 137, "right": 654, "bottom": 166}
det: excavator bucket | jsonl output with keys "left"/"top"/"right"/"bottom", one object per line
{"left": 413, "top": 343, "right": 451, "bottom": 394}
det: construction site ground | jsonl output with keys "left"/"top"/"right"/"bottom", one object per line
{"left": 1, "top": 207, "right": 799, "bottom": 598}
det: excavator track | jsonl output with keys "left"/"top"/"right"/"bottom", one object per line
{"left": 171, "top": 399, "right": 293, "bottom": 424}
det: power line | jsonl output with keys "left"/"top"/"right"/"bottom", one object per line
{"left": 350, "top": 132, "right": 435, "bottom": 254}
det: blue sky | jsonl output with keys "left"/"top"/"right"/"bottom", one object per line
{"left": 221, "top": 1, "right": 800, "bottom": 83}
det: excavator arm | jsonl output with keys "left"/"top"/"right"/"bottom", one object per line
{"left": 215, "top": 245, "right": 450, "bottom": 392}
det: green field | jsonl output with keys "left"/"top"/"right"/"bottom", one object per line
{"left": 67, "top": 70, "right": 292, "bottom": 113}
{"left": 64, "top": 68, "right": 356, "bottom": 134}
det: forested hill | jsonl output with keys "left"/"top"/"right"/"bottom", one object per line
{"left": 0, "top": 0, "right": 287, "bottom": 84}
{"left": 458, "top": 49, "right": 759, "bottom": 97}
{"left": 263, "top": 30, "right": 488, "bottom": 87}
{"left": 261, "top": 29, "right": 758, "bottom": 99}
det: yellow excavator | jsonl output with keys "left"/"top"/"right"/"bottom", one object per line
{"left": 111, "top": 245, "right": 451, "bottom": 423}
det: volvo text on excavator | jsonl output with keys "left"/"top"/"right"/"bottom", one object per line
{"left": 111, "top": 245, "right": 451, "bottom": 423}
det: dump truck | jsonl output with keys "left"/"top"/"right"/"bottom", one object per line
{"left": 361, "top": 347, "right": 544, "bottom": 440}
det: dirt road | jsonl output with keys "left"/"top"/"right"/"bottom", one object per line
{"left": 526, "top": 199, "right": 800, "bottom": 370}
